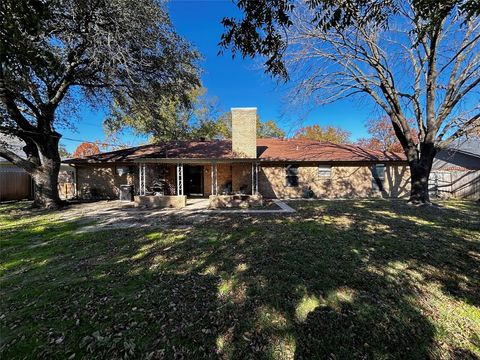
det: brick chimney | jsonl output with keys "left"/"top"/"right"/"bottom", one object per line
{"left": 231, "top": 107, "right": 257, "bottom": 158}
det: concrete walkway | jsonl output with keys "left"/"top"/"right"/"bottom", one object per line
{"left": 208, "top": 199, "right": 296, "bottom": 214}
{"left": 61, "top": 198, "right": 296, "bottom": 234}
{"left": 183, "top": 198, "right": 296, "bottom": 214}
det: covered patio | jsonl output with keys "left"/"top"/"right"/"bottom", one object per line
{"left": 134, "top": 159, "right": 261, "bottom": 208}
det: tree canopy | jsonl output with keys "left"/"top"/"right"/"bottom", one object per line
{"left": 0, "top": 0, "right": 199, "bottom": 207}
{"left": 356, "top": 117, "right": 416, "bottom": 153}
{"left": 72, "top": 142, "right": 101, "bottom": 158}
{"left": 294, "top": 124, "right": 350, "bottom": 143}
{"left": 106, "top": 87, "right": 286, "bottom": 141}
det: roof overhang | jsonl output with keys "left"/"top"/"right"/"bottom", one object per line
{"left": 65, "top": 157, "right": 407, "bottom": 165}
{"left": 134, "top": 157, "right": 258, "bottom": 164}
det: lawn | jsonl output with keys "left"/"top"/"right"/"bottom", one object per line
{"left": 0, "top": 200, "right": 479, "bottom": 359}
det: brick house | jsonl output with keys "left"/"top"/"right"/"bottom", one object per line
{"left": 64, "top": 108, "right": 411, "bottom": 207}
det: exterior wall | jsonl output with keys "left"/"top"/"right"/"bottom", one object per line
{"left": 231, "top": 108, "right": 257, "bottom": 158}
{"left": 258, "top": 163, "right": 411, "bottom": 199}
{"left": 128, "top": 164, "right": 176, "bottom": 196}
{"left": 74, "top": 162, "right": 412, "bottom": 200}
{"left": 203, "top": 163, "right": 255, "bottom": 196}
{"left": 204, "top": 163, "right": 232, "bottom": 196}
{"left": 76, "top": 164, "right": 128, "bottom": 199}
{"left": 232, "top": 163, "right": 252, "bottom": 194}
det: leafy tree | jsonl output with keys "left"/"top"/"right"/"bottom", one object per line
{"left": 356, "top": 138, "right": 386, "bottom": 152}
{"left": 258, "top": 119, "right": 285, "bottom": 138}
{"left": 210, "top": 112, "right": 285, "bottom": 139}
{"left": 72, "top": 142, "right": 101, "bottom": 158}
{"left": 220, "top": 0, "right": 480, "bottom": 204}
{"left": 357, "top": 117, "right": 414, "bottom": 153}
{"left": 294, "top": 124, "right": 350, "bottom": 143}
{"left": 0, "top": 0, "right": 199, "bottom": 207}
{"left": 105, "top": 87, "right": 221, "bottom": 141}
{"left": 107, "top": 87, "right": 286, "bottom": 141}
{"left": 58, "top": 144, "right": 71, "bottom": 159}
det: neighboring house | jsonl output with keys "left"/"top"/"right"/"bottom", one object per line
{"left": 431, "top": 138, "right": 480, "bottom": 199}
{"left": 0, "top": 134, "right": 75, "bottom": 201}
{"left": 64, "top": 108, "right": 412, "bottom": 207}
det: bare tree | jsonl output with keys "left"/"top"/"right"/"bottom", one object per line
{"left": 0, "top": 0, "right": 199, "bottom": 207}
{"left": 288, "top": 4, "right": 480, "bottom": 203}
{"left": 221, "top": 0, "right": 480, "bottom": 204}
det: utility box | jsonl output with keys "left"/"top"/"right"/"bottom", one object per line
{"left": 119, "top": 184, "right": 134, "bottom": 201}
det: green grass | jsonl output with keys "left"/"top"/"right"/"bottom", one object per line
{"left": 1, "top": 200, "right": 479, "bottom": 359}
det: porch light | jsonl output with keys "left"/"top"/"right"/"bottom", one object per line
{"left": 116, "top": 166, "right": 129, "bottom": 176}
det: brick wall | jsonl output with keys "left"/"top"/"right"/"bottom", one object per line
{"left": 231, "top": 108, "right": 257, "bottom": 158}
{"left": 76, "top": 162, "right": 411, "bottom": 200}
{"left": 204, "top": 163, "right": 232, "bottom": 196}
{"left": 258, "top": 163, "right": 410, "bottom": 199}
{"left": 232, "top": 163, "right": 252, "bottom": 194}
{"left": 203, "top": 163, "right": 254, "bottom": 195}
{"left": 76, "top": 165, "right": 127, "bottom": 199}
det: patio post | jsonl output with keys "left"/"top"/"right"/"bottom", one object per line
{"left": 176, "top": 163, "right": 184, "bottom": 196}
{"left": 211, "top": 162, "right": 214, "bottom": 195}
{"left": 251, "top": 161, "right": 255, "bottom": 195}
{"left": 255, "top": 162, "right": 259, "bottom": 195}
{"left": 211, "top": 162, "right": 218, "bottom": 195}
{"left": 139, "top": 163, "right": 146, "bottom": 196}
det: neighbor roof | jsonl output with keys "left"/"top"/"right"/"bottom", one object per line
{"left": 64, "top": 138, "right": 406, "bottom": 164}
{"left": 447, "top": 138, "right": 480, "bottom": 158}
{"left": 0, "top": 135, "right": 26, "bottom": 163}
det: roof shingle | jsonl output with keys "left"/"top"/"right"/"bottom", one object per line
{"left": 64, "top": 138, "right": 406, "bottom": 164}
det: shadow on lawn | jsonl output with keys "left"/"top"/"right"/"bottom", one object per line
{"left": 0, "top": 200, "right": 479, "bottom": 359}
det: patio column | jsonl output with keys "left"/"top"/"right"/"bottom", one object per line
{"left": 255, "top": 162, "right": 259, "bottom": 195}
{"left": 139, "top": 163, "right": 146, "bottom": 196}
{"left": 176, "top": 163, "right": 184, "bottom": 196}
{"left": 211, "top": 162, "right": 218, "bottom": 195}
{"left": 250, "top": 162, "right": 259, "bottom": 195}
{"left": 251, "top": 162, "right": 254, "bottom": 195}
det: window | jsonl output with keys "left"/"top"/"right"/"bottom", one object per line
{"left": 372, "top": 164, "right": 385, "bottom": 191}
{"left": 318, "top": 165, "right": 331, "bottom": 178}
{"left": 285, "top": 164, "right": 299, "bottom": 187}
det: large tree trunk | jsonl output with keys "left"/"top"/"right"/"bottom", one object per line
{"left": 408, "top": 142, "right": 436, "bottom": 205}
{"left": 31, "top": 158, "right": 62, "bottom": 208}
{"left": 409, "top": 162, "right": 431, "bottom": 204}
{"left": 30, "top": 135, "right": 63, "bottom": 208}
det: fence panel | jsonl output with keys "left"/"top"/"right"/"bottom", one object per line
{"left": 430, "top": 170, "right": 480, "bottom": 200}
{"left": 0, "top": 170, "right": 33, "bottom": 201}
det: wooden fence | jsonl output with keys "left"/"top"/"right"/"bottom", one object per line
{"left": 430, "top": 170, "right": 480, "bottom": 200}
{"left": 0, "top": 168, "right": 33, "bottom": 202}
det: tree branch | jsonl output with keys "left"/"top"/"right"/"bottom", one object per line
{"left": 0, "top": 146, "right": 37, "bottom": 172}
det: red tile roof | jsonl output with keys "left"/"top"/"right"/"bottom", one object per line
{"left": 65, "top": 138, "right": 406, "bottom": 164}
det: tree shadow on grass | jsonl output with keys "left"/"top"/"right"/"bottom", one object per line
{"left": 0, "top": 200, "right": 479, "bottom": 359}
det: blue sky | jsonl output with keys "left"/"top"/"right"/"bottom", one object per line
{"left": 61, "top": 0, "right": 373, "bottom": 153}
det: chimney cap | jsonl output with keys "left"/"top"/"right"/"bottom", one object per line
{"left": 231, "top": 107, "right": 257, "bottom": 110}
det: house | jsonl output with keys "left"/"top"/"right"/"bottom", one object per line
{"left": 64, "top": 108, "right": 412, "bottom": 208}
{"left": 430, "top": 138, "right": 480, "bottom": 199}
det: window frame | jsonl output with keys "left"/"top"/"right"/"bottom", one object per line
{"left": 285, "top": 164, "right": 300, "bottom": 187}
{"left": 372, "top": 164, "right": 386, "bottom": 192}
{"left": 318, "top": 165, "right": 332, "bottom": 178}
